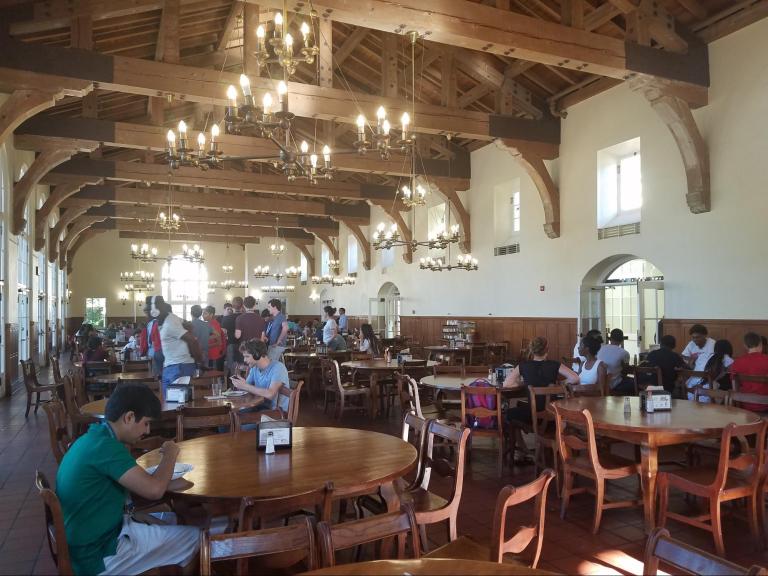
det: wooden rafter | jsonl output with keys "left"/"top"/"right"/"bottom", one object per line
{"left": 66, "top": 228, "right": 108, "bottom": 272}
{"left": 496, "top": 139, "right": 560, "bottom": 239}
{"left": 34, "top": 177, "right": 102, "bottom": 250}
{"left": 217, "top": 1, "right": 244, "bottom": 51}
{"left": 631, "top": 78, "right": 710, "bottom": 213}
{"left": 58, "top": 215, "right": 109, "bottom": 263}
{"left": 0, "top": 90, "right": 64, "bottom": 145}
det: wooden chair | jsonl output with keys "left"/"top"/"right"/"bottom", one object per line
{"left": 36, "top": 470, "right": 73, "bottom": 575}
{"left": 553, "top": 404, "right": 642, "bottom": 534}
{"left": 50, "top": 354, "right": 63, "bottom": 386}
{"left": 694, "top": 385, "right": 730, "bottom": 405}
{"left": 176, "top": 405, "right": 235, "bottom": 441}
{"left": 316, "top": 504, "right": 421, "bottom": 568}
{"left": 518, "top": 338, "right": 531, "bottom": 363}
{"left": 400, "top": 420, "right": 470, "bottom": 552}
{"left": 460, "top": 384, "right": 504, "bottom": 477}
{"left": 643, "top": 527, "right": 767, "bottom": 575}
{"left": 403, "top": 376, "right": 441, "bottom": 420}
{"left": 122, "top": 359, "right": 151, "bottom": 373}
{"left": 657, "top": 419, "right": 767, "bottom": 556}
{"left": 487, "top": 343, "right": 509, "bottom": 365}
{"left": 528, "top": 385, "right": 567, "bottom": 488}
{"left": 61, "top": 371, "right": 97, "bottom": 438}
{"left": 239, "top": 482, "right": 334, "bottom": 530}
{"left": 732, "top": 373, "right": 768, "bottom": 393}
{"left": 463, "top": 365, "right": 492, "bottom": 376}
{"left": 22, "top": 359, "right": 58, "bottom": 417}
{"left": 234, "top": 380, "right": 305, "bottom": 429}
{"left": 633, "top": 365, "right": 662, "bottom": 392}
{"left": 43, "top": 400, "right": 72, "bottom": 465}
{"left": 201, "top": 516, "right": 317, "bottom": 576}
{"left": 425, "top": 469, "right": 556, "bottom": 569}
{"left": 675, "top": 368, "right": 714, "bottom": 399}
{"left": 320, "top": 358, "right": 370, "bottom": 421}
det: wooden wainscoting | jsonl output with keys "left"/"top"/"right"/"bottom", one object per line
{"left": 400, "top": 316, "right": 577, "bottom": 363}
{"left": 662, "top": 319, "right": 768, "bottom": 352}
{"left": 4, "top": 323, "right": 18, "bottom": 396}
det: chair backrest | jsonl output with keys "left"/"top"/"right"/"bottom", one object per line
{"left": 350, "top": 351, "right": 371, "bottom": 361}
{"left": 320, "top": 358, "right": 343, "bottom": 393}
{"left": 676, "top": 368, "right": 713, "bottom": 389}
{"left": 402, "top": 359, "right": 428, "bottom": 369}
{"left": 461, "top": 382, "right": 502, "bottom": 431}
{"left": 553, "top": 405, "right": 602, "bottom": 474}
{"left": 404, "top": 376, "right": 427, "bottom": 419}
{"left": 36, "top": 470, "right": 73, "bottom": 575}
{"left": 283, "top": 380, "right": 304, "bottom": 424}
{"left": 176, "top": 405, "right": 235, "bottom": 441}
{"left": 528, "top": 384, "right": 567, "bottom": 437}
{"left": 201, "top": 516, "right": 317, "bottom": 576}
{"left": 643, "top": 527, "right": 764, "bottom": 575}
{"left": 491, "top": 469, "right": 556, "bottom": 568}
{"left": 730, "top": 390, "right": 768, "bottom": 411}
{"left": 316, "top": 504, "right": 421, "bottom": 567}
{"left": 633, "top": 365, "right": 662, "bottom": 390}
{"left": 50, "top": 355, "right": 63, "bottom": 385}
{"left": 464, "top": 365, "right": 492, "bottom": 375}
{"left": 122, "top": 359, "right": 151, "bottom": 373}
{"left": 239, "top": 482, "right": 334, "bottom": 530}
{"left": 732, "top": 373, "right": 768, "bottom": 393}
{"left": 416, "top": 420, "right": 470, "bottom": 514}
{"left": 694, "top": 385, "right": 730, "bottom": 405}
{"left": 487, "top": 343, "right": 509, "bottom": 364}
{"left": 708, "top": 419, "right": 767, "bottom": 492}
{"left": 21, "top": 359, "right": 38, "bottom": 390}
{"left": 43, "top": 400, "right": 72, "bottom": 465}
{"left": 433, "top": 364, "right": 463, "bottom": 376}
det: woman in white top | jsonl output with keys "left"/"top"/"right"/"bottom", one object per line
{"left": 358, "top": 323, "right": 381, "bottom": 357}
{"left": 321, "top": 306, "right": 338, "bottom": 345}
{"left": 577, "top": 335, "right": 608, "bottom": 393}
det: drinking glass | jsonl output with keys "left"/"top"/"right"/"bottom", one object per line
{"left": 212, "top": 377, "right": 223, "bottom": 397}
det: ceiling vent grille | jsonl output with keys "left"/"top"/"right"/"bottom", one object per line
{"left": 494, "top": 243, "right": 520, "bottom": 256}
{"left": 598, "top": 223, "right": 640, "bottom": 240}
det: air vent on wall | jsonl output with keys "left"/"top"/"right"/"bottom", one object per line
{"left": 597, "top": 222, "right": 640, "bottom": 240}
{"left": 494, "top": 243, "right": 520, "bottom": 256}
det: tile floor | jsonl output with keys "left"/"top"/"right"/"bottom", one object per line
{"left": 2, "top": 360, "right": 768, "bottom": 575}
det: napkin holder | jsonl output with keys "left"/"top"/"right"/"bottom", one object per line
{"left": 396, "top": 352, "right": 413, "bottom": 365}
{"left": 495, "top": 364, "right": 514, "bottom": 385}
{"left": 256, "top": 420, "right": 292, "bottom": 451}
{"left": 166, "top": 376, "right": 192, "bottom": 403}
{"left": 640, "top": 386, "right": 672, "bottom": 412}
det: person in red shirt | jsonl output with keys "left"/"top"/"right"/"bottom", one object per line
{"left": 203, "top": 305, "right": 227, "bottom": 371}
{"left": 729, "top": 332, "right": 768, "bottom": 412}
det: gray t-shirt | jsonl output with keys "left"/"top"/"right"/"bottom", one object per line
{"left": 190, "top": 317, "right": 213, "bottom": 362}
{"left": 596, "top": 344, "right": 630, "bottom": 389}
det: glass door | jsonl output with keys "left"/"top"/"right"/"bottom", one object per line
{"left": 638, "top": 280, "right": 665, "bottom": 352}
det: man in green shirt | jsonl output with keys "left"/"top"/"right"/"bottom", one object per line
{"left": 56, "top": 385, "right": 199, "bottom": 575}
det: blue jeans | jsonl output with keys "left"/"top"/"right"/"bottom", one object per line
{"left": 161, "top": 362, "right": 197, "bottom": 397}
{"left": 150, "top": 351, "right": 164, "bottom": 378}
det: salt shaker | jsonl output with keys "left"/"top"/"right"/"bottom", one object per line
{"left": 624, "top": 396, "right": 631, "bottom": 414}
{"left": 265, "top": 431, "right": 275, "bottom": 454}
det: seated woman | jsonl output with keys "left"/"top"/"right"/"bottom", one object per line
{"left": 694, "top": 338, "right": 734, "bottom": 401}
{"left": 359, "top": 323, "right": 382, "bottom": 357}
{"left": 575, "top": 335, "right": 607, "bottom": 394}
{"left": 321, "top": 306, "right": 347, "bottom": 351}
{"left": 83, "top": 336, "right": 110, "bottom": 376}
{"left": 231, "top": 339, "right": 291, "bottom": 427}
{"left": 503, "top": 336, "right": 579, "bottom": 426}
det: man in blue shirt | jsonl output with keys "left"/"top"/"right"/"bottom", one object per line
{"left": 231, "top": 339, "right": 290, "bottom": 414}
{"left": 337, "top": 307, "right": 348, "bottom": 334}
{"left": 263, "top": 298, "right": 289, "bottom": 362}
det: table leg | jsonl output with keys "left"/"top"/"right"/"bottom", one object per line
{"left": 380, "top": 480, "right": 400, "bottom": 512}
{"left": 370, "top": 373, "right": 380, "bottom": 419}
{"left": 639, "top": 442, "right": 659, "bottom": 531}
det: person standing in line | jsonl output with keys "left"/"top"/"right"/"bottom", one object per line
{"left": 189, "top": 304, "right": 215, "bottom": 367}
{"left": 139, "top": 303, "right": 164, "bottom": 377}
{"left": 235, "top": 295, "right": 266, "bottom": 345}
{"left": 203, "top": 305, "right": 227, "bottom": 371}
{"left": 263, "top": 298, "right": 289, "bottom": 361}
{"left": 221, "top": 298, "right": 242, "bottom": 375}
{"left": 337, "top": 307, "right": 348, "bottom": 334}
{"left": 150, "top": 296, "right": 201, "bottom": 395}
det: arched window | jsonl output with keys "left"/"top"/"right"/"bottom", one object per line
{"left": 605, "top": 259, "right": 663, "bottom": 283}
{"left": 161, "top": 257, "right": 209, "bottom": 320}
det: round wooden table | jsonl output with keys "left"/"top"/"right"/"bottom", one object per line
{"left": 342, "top": 360, "right": 438, "bottom": 417}
{"left": 302, "top": 558, "right": 552, "bottom": 575}
{"left": 90, "top": 370, "right": 154, "bottom": 385}
{"left": 137, "top": 427, "right": 417, "bottom": 505}
{"left": 553, "top": 396, "right": 762, "bottom": 530}
{"left": 284, "top": 352, "right": 322, "bottom": 360}
{"left": 80, "top": 393, "right": 264, "bottom": 418}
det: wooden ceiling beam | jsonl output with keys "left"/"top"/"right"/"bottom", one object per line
{"left": 334, "top": 26, "right": 369, "bottom": 67}
{"left": 118, "top": 230, "right": 265, "bottom": 245}
{"left": 217, "top": 1, "right": 244, "bottom": 51}
{"left": 68, "top": 183, "right": 371, "bottom": 220}
{"left": 15, "top": 116, "right": 471, "bottom": 180}
{"left": 248, "top": 0, "right": 708, "bottom": 89}
{"left": 0, "top": 38, "right": 566, "bottom": 143}
{"left": 693, "top": 0, "right": 768, "bottom": 43}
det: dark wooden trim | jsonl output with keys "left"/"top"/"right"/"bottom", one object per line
{"left": 489, "top": 116, "right": 561, "bottom": 143}
{"left": 625, "top": 39, "right": 709, "bottom": 88}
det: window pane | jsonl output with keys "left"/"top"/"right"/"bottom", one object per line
{"left": 512, "top": 191, "right": 521, "bottom": 233}
{"left": 300, "top": 254, "right": 308, "bottom": 282}
{"left": 620, "top": 154, "right": 642, "bottom": 210}
{"left": 347, "top": 234, "right": 358, "bottom": 274}
{"left": 321, "top": 245, "right": 330, "bottom": 276}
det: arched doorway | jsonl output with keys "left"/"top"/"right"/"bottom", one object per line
{"left": 580, "top": 256, "right": 664, "bottom": 359}
{"left": 370, "top": 282, "right": 401, "bottom": 338}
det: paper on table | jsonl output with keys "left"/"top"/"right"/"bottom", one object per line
{"left": 204, "top": 395, "right": 228, "bottom": 400}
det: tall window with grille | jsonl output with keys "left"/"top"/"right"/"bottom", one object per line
{"left": 161, "top": 257, "right": 209, "bottom": 320}
{"left": 597, "top": 138, "right": 642, "bottom": 230}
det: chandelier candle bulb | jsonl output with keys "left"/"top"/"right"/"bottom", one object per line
{"left": 210, "top": 124, "right": 219, "bottom": 150}
{"left": 166, "top": 129, "right": 176, "bottom": 153}
{"left": 239, "top": 74, "right": 252, "bottom": 97}
{"left": 197, "top": 132, "right": 205, "bottom": 154}
{"left": 300, "top": 21, "right": 310, "bottom": 45}
{"left": 356, "top": 115, "right": 366, "bottom": 140}
{"left": 322, "top": 145, "right": 331, "bottom": 166}
{"left": 277, "top": 81, "right": 288, "bottom": 109}
{"left": 376, "top": 106, "right": 386, "bottom": 130}
{"left": 262, "top": 92, "right": 273, "bottom": 115}
{"left": 284, "top": 33, "right": 294, "bottom": 51}
{"left": 310, "top": 154, "right": 318, "bottom": 169}
{"left": 274, "top": 11, "right": 283, "bottom": 36}
{"left": 401, "top": 112, "right": 410, "bottom": 140}
{"left": 382, "top": 119, "right": 391, "bottom": 136}
{"left": 300, "top": 141, "right": 309, "bottom": 154}
{"left": 256, "top": 24, "right": 265, "bottom": 44}
{"left": 227, "top": 85, "right": 238, "bottom": 108}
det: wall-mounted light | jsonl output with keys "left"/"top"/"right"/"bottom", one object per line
{"left": 309, "top": 290, "right": 319, "bottom": 302}
{"left": 119, "top": 291, "right": 129, "bottom": 305}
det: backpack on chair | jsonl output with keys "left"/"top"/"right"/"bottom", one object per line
{"left": 465, "top": 378, "right": 498, "bottom": 429}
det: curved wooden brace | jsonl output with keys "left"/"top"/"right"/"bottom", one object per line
{"left": 290, "top": 240, "right": 316, "bottom": 278}
{"left": 35, "top": 177, "right": 102, "bottom": 250}
{"left": 312, "top": 231, "right": 339, "bottom": 262}
{"left": 631, "top": 79, "right": 710, "bottom": 213}
{"left": 340, "top": 220, "right": 371, "bottom": 271}
{"left": 55, "top": 215, "right": 106, "bottom": 264}
{"left": 13, "top": 148, "right": 80, "bottom": 235}
{"left": 429, "top": 176, "right": 473, "bottom": 252}
{"left": 49, "top": 204, "right": 105, "bottom": 262}
{"left": 66, "top": 228, "right": 107, "bottom": 273}
{"left": 369, "top": 200, "right": 413, "bottom": 264}
{"left": 496, "top": 139, "right": 560, "bottom": 238}
{"left": 0, "top": 89, "right": 60, "bottom": 145}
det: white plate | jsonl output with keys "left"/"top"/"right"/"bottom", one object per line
{"left": 145, "top": 462, "right": 194, "bottom": 480}
{"left": 223, "top": 389, "right": 248, "bottom": 397}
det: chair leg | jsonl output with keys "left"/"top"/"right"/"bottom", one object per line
{"left": 337, "top": 394, "right": 345, "bottom": 420}
{"left": 592, "top": 478, "right": 605, "bottom": 534}
{"left": 710, "top": 498, "right": 725, "bottom": 557}
{"left": 747, "top": 493, "right": 761, "bottom": 546}
{"left": 560, "top": 470, "right": 574, "bottom": 520}
{"left": 419, "top": 524, "right": 429, "bottom": 553}
{"left": 656, "top": 475, "right": 669, "bottom": 529}
{"left": 34, "top": 391, "right": 42, "bottom": 414}
{"left": 25, "top": 392, "right": 32, "bottom": 418}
